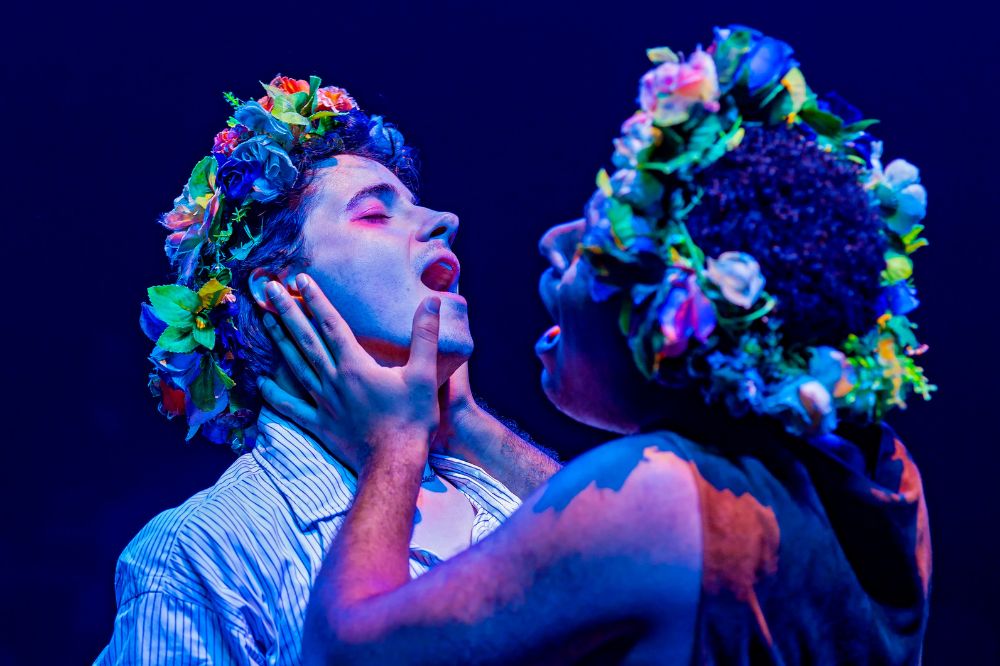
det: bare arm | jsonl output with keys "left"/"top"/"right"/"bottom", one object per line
{"left": 303, "top": 434, "right": 703, "bottom": 665}
{"left": 439, "top": 385, "right": 562, "bottom": 499}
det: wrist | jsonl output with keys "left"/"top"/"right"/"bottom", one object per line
{"left": 362, "top": 423, "right": 431, "bottom": 471}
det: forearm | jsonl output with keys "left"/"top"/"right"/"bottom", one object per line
{"left": 305, "top": 439, "right": 424, "bottom": 663}
{"left": 448, "top": 404, "right": 562, "bottom": 499}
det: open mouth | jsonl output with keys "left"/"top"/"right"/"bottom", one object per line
{"left": 535, "top": 324, "right": 561, "bottom": 355}
{"left": 420, "top": 256, "right": 460, "bottom": 292}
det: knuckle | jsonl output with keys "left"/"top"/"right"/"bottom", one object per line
{"left": 320, "top": 317, "right": 340, "bottom": 338}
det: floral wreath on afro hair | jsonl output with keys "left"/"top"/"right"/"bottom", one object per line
{"left": 582, "top": 25, "right": 934, "bottom": 438}
{"left": 140, "top": 76, "right": 412, "bottom": 452}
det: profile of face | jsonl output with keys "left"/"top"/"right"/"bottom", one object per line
{"left": 536, "top": 219, "right": 659, "bottom": 433}
{"left": 255, "top": 155, "right": 472, "bottom": 378}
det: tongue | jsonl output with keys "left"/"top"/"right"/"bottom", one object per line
{"left": 421, "top": 261, "right": 454, "bottom": 291}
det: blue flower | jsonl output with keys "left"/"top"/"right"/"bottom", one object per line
{"left": 228, "top": 136, "right": 298, "bottom": 203}
{"left": 877, "top": 282, "right": 920, "bottom": 316}
{"left": 234, "top": 101, "right": 294, "bottom": 147}
{"left": 140, "top": 302, "right": 168, "bottom": 342}
{"left": 367, "top": 115, "right": 405, "bottom": 160}
{"left": 217, "top": 156, "right": 263, "bottom": 201}
{"left": 148, "top": 347, "right": 201, "bottom": 389}
{"left": 736, "top": 32, "right": 797, "bottom": 94}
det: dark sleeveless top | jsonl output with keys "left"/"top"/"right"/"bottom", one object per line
{"left": 651, "top": 421, "right": 931, "bottom": 665}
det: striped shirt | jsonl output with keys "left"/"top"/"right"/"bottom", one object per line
{"left": 95, "top": 407, "right": 521, "bottom": 665}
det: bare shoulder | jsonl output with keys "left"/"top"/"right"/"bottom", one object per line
{"left": 506, "top": 433, "right": 703, "bottom": 613}
{"left": 530, "top": 432, "right": 702, "bottom": 531}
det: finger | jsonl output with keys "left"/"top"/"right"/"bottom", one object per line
{"left": 261, "top": 312, "right": 323, "bottom": 397}
{"left": 294, "top": 274, "right": 365, "bottom": 365}
{"left": 265, "top": 281, "right": 337, "bottom": 379}
{"left": 257, "top": 377, "right": 320, "bottom": 431}
{"left": 407, "top": 296, "right": 441, "bottom": 382}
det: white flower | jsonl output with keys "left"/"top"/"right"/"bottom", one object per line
{"left": 705, "top": 251, "right": 765, "bottom": 309}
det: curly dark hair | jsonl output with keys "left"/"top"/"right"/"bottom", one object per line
{"left": 226, "top": 110, "right": 420, "bottom": 411}
{"left": 684, "top": 125, "right": 887, "bottom": 347}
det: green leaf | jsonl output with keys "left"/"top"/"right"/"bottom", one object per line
{"left": 186, "top": 156, "right": 218, "bottom": 201}
{"left": 197, "top": 278, "right": 231, "bottom": 311}
{"left": 156, "top": 325, "right": 199, "bottom": 353}
{"left": 309, "top": 111, "right": 338, "bottom": 121}
{"left": 596, "top": 168, "right": 612, "bottom": 196}
{"left": 223, "top": 91, "right": 242, "bottom": 110}
{"left": 228, "top": 239, "right": 258, "bottom": 262}
{"left": 215, "top": 362, "right": 236, "bottom": 390}
{"left": 843, "top": 118, "right": 880, "bottom": 133}
{"left": 148, "top": 285, "right": 200, "bottom": 327}
{"left": 273, "top": 110, "right": 310, "bottom": 126}
{"left": 886, "top": 317, "right": 919, "bottom": 349}
{"left": 192, "top": 323, "right": 216, "bottom": 350}
{"left": 308, "top": 75, "right": 322, "bottom": 114}
{"left": 767, "top": 92, "right": 794, "bottom": 125}
{"left": 799, "top": 107, "right": 844, "bottom": 136}
{"left": 687, "top": 114, "right": 723, "bottom": 156}
{"left": 209, "top": 266, "right": 233, "bottom": 286}
{"left": 190, "top": 357, "right": 219, "bottom": 411}
{"left": 646, "top": 46, "right": 679, "bottom": 63}
{"left": 641, "top": 152, "right": 698, "bottom": 175}
{"left": 883, "top": 252, "right": 913, "bottom": 282}
{"left": 618, "top": 298, "right": 633, "bottom": 336}
{"left": 901, "top": 224, "right": 925, "bottom": 246}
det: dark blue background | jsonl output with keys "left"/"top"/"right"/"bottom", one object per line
{"left": 2, "top": 1, "right": 996, "bottom": 663}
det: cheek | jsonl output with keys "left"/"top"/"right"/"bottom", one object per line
{"left": 305, "top": 238, "right": 419, "bottom": 331}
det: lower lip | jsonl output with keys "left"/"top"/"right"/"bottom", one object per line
{"left": 535, "top": 325, "right": 561, "bottom": 355}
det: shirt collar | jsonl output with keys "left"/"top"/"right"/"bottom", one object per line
{"left": 251, "top": 407, "right": 357, "bottom": 531}
{"left": 251, "top": 407, "right": 522, "bottom": 532}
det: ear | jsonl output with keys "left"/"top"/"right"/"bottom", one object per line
{"left": 248, "top": 267, "right": 301, "bottom": 313}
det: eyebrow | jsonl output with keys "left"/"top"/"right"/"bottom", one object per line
{"left": 344, "top": 182, "right": 415, "bottom": 213}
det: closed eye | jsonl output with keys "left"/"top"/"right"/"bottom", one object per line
{"left": 357, "top": 209, "right": 392, "bottom": 224}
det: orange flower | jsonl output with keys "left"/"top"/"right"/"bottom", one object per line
{"left": 269, "top": 75, "right": 309, "bottom": 94}
{"left": 258, "top": 75, "right": 310, "bottom": 111}
{"left": 315, "top": 86, "right": 356, "bottom": 112}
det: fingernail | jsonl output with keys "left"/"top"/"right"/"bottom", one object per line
{"left": 265, "top": 281, "right": 282, "bottom": 299}
{"left": 295, "top": 273, "right": 309, "bottom": 292}
{"left": 262, "top": 312, "right": 276, "bottom": 328}
{"left": 426, "top": 297, "right": 441, "bottom": 314}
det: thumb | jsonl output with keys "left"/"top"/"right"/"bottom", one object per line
{"left": 407, "top": 296, "right": 441, "bottom": 381}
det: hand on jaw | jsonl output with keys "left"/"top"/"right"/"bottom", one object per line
{"left": 258, "top": 274, "right": 560, "bottom": 497}
{"left": 258, "top": 273, "right": 442, "bottom": 476}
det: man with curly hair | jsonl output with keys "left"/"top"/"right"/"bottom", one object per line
{"left": 96, "top": 78, "right": 560, "bottom": 665}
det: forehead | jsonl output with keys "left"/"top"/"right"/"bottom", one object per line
{"left": 308, "top": 154, "right": 414, "bottom": 209}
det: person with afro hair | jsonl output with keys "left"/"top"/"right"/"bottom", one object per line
{"left": 276, "top": 32, "right": 931, "bottom": 665}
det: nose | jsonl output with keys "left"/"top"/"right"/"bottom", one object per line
{"left": 416, "top": 210, "right": 460, "bottom": 246}
{"left": 539, "top": 219, "right": 585, "bottom": 273}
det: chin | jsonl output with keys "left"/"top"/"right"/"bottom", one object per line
{"left": 541, "top": 365, "right": 632, "bottom": 434}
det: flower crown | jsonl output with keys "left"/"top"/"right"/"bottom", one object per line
{"left": 140, "top": 75, "right": 409, "bottom": 451}
{"left": 582, "top": 25, "right": 934, "bottom": 437}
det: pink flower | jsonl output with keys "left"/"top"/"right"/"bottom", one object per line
{"left": 657, "top": 269, "right": 717, "bottom": 357}
{"left": 639, "top": 48, "right": 720, "bottom": 127}
{"left": 161, "top": 205, "right": 201, "bottom": 231}
{"left": 212, "top": 125, "right": 249, "bottom": 156}
{"left": 613, "top": 111, "right": 661, "bottom": 168}
{"left": 315, "top": 86, "right": 356, "bottom": 112}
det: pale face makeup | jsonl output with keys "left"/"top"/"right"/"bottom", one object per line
{"left": 299, "top": 155, "right": 472, "bottom": 373}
